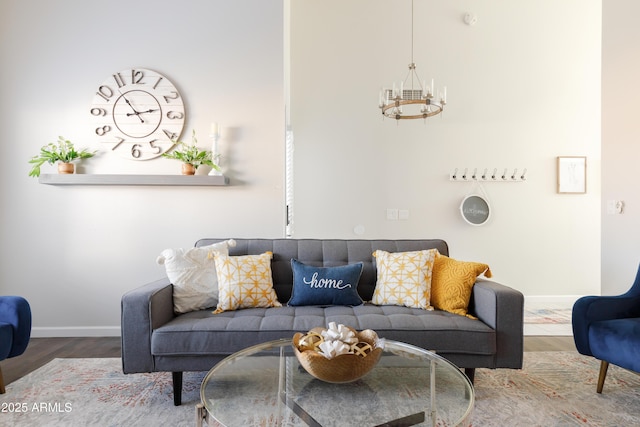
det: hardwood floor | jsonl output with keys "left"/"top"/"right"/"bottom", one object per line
{"left": 1, "top": 335, "right": 575, "bottom": 389}
{"left": 524, "top": 335, "right": 576, "bottom": 352}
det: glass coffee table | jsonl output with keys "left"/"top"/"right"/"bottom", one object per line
{"left": 196, "top": 338, "right": 473, "bottom": 427}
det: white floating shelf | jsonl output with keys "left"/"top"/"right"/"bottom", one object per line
{"left": 38, "top": 174, "right": 229, "bottom": 186}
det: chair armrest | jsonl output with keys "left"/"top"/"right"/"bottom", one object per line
{"left": 469, "top": 279, "right": 524, "bottom": 369}
{"left": 0, "top": 296, "right": 32, "bottom": 357}
{"left": 572, "top": 294, "right": 640, "bottom": 355}
{"left": 121, "top": 278, "right": 175, "bottom": 373}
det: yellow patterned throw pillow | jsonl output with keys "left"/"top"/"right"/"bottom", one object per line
{"left": 430, "top": 252, "right": 492, "bottom": 318}
{"left": 371, "top": 249, "right": 437, "bottom": 310}
{"left": 213, "top": 251, "right": 282, "bottom": 314}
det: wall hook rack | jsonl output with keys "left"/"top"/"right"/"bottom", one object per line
{"left": 449, "top": 168, "right": 527, "bottom": 182}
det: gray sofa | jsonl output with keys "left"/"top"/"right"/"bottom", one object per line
{"left": 121, "top": 238, "right": 524, "bottom": 405}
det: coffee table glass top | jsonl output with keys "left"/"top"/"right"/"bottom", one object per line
{"left": 200, "top": 338, "right": 473, "bottom": 427}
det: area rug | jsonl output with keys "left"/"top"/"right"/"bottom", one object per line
{"left": 1, "top": 352, "right": 638, "bottom": 426}
{"left": 523, "top": 308, "right": 573, "bottom": 324}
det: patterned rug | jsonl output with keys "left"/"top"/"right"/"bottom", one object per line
{"left": 523, "top": 308, "right": 573, "bottom": 324}
{"left": 1, "top": 352, "right": 638, "bottom": 426}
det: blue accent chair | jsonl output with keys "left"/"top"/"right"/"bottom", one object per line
{"left": 572, "top": 265, "right": 640, "bottom": 393}
{"left": 0, "top": 296, "right": 32, "bottom": 394}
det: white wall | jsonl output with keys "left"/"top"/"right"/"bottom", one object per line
{"left": 601, "top": 0, "right": 640, "bottom": 295}
{"left": 290, "top": 1, "right": 602, "bottom": 297}
{"left": 0, "top": 0, "right": 608, "bottom": 336}
{"left": 0, "top": 0, "right": 285, "bottom": 336}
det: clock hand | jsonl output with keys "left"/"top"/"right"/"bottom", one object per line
{"left": 119, "top": 91, "right": 144, "bottom": 123}
{"left": 125, "top": 111, "right": 146, "bottom": 124}
{"left": 126, "top": 109, "right": 157, "bottom": 121}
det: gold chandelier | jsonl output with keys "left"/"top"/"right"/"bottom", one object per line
{"left": 379, "top": 0, "right": 447, "bottom": 121}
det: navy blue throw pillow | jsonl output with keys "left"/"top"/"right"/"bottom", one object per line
{"left": 288, "top": 259, "right": 364, "bottom": 306}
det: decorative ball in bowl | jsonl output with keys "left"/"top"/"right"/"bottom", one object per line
{"left": 292, "top": 324, "right": 383, "bottom": 383}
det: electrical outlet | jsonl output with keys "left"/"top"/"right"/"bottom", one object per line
{"left": 607, "top": 200, "right": 625, "bottom": 214}
{"left": 386, "top": 208, "right": 398, "bottom": 220}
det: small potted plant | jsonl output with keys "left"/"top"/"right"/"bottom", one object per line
{"left": 162, "top": 130, "right": 220, "bottom": 175}
{"left": 28, "top": 136, "right": 96, "bottom": 177}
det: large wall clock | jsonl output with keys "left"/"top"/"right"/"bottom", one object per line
{"left": 90, "top": 68, "right": 185, "bottom": 160}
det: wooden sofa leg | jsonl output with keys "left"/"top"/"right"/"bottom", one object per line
{"left": 464, "top": 368, "right": 475, "bottom": 384}
{"left": 173, "top": 372, "right": 183, "bottom": 406}
{"left": 597, "top": 360, "right": 609, "bottom": 394}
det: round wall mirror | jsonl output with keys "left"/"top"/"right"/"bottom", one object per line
{"left": 460, "top": 195, "right": 491, "bottom": 226}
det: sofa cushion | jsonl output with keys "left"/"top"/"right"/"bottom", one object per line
{"left": 195, "top": 239, "right": 450, "bottom": 302}
{"left": 157, "top": 239, "right": 236, "bottom": 313}
{"left": 288, "top": 259, "right": 363, "bottom": 306}
{"left": 371, "top": 249, "right": 437, "bottom": 310}
{"left": 151, "top": 304, "right": 496, "bottom": 358}
{"left": 213, "top": 252, "right": 282, "bottom": 314}
{"left": 431, "top": 253, "right": 492, "bottom": 318}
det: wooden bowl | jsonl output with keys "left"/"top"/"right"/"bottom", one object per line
{"left": 292, "top": 327, "right": 383, "bottom": 383}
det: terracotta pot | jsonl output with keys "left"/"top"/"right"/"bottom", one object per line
{"left": 181, "top": 163, "right": 196, "bottom": 175}
{"left": 58, "top": 162, "right": 75, "bottom": 174}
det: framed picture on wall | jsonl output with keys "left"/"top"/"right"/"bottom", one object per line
{"left": 557, "top": 156, "right": 587, "bottom": 194}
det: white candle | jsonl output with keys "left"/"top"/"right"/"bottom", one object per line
{"left": 210, "top": 122, "right": 219, "bottom": 137}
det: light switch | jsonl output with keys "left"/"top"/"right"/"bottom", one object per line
{"left": 386, "top": 208, "right": 398, "bottom": 220}
{"left": 399, "top": 209, "right": 410, "bottom": 220}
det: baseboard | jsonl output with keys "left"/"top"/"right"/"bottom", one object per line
{"left": 524, "top": 295, "right": 582, "bottom": 310}
{"left": 31, "top": 326, "right": 121, "bottom": 338}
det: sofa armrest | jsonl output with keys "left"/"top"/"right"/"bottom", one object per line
{"left": 121, "top": 278, "right": 175, "bottom": 373}
{"left": 469, "top": 278, "right": 524, "bottom": 369}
